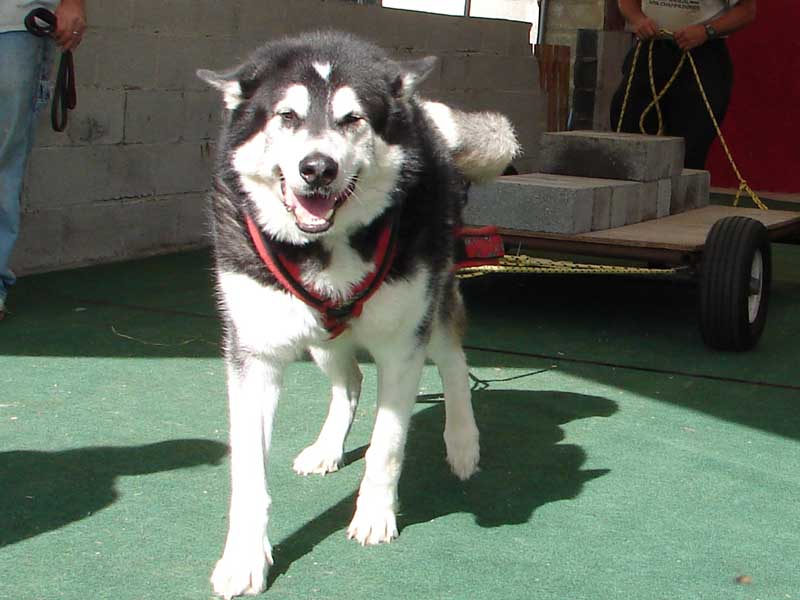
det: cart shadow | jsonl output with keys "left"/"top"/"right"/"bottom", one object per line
{"left": 267, "top": 388, "right": 616, "bottom": 586}
{"left": 0, "top": 439, "right": 228, "bottom": 547}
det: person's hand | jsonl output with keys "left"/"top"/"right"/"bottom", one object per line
{"left": 53, "top": 0, "right": 86, "bottom": 51}
{"left": 673, "top": 24, "right": 708, "bottom": 51}
{"left": 631, "top": 15, "right": 659, "bottom": 41}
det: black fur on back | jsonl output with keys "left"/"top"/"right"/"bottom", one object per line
{"left": 207, "top": 31, "right": 464, "bottom": 332}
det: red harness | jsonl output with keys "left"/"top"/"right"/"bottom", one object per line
{"left": 244, "top": 213, "right": 504, "bottom": 339}
{"left": 245, "top": 212, "right": 399, "bottom": 339}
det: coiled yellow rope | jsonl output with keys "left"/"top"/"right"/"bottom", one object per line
{"left": 616, "top": 30, "right": 767, "bottom": 210}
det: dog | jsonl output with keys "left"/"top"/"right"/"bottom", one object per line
{"left": 198, "top": 30, "right": 519, "bottom": 599}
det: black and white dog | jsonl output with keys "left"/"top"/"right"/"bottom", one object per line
{"left": 198, "top": 30, "right": 519, "bottom": 599}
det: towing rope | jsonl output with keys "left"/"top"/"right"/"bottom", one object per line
{"left": 456, "top": 254, "right": 679, "bottom": 279}
{"left": 615, "top": 30, "right": 767, "bottom": 211}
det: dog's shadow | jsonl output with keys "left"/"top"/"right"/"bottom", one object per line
{"left": 269, "top": 387, "right": 617, "bottom": 585}
{"left": 0, "top": 439, "right": 228, "bottom": 547}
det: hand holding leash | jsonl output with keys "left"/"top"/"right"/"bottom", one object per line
{"left": 53, "top": 0, "right": 86, "bottom": 51}
{"left": 24, "top": 7, "right": 79, "bottom": 132}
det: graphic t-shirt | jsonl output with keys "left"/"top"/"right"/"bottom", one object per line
{"left": 640, "top": 0, "right": 738, "bottom": 31}
{"left": 0, "top": 1, "right": 59, "bottom": 33}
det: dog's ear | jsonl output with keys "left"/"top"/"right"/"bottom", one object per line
{"left": 391, "top": 56, "right": 438, "bottom": 100}
{"left": 197, "top": 67, "right": 251, "bottom": 110}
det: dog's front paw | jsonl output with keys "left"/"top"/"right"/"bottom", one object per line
{"left": 346, "top": 502, "right": 398, "bottom": 545}
{"left": 445, "top": 424, "right": 480, "bottom": 480}
{"left": 293, "top": 442, "right": 344, "bottom": 475}
{"left": 211, "top": 540, "right": 273, "bottom": 599}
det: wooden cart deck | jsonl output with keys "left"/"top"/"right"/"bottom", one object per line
{"left": 498, "top": 206, "right": 800, "bottom": 266}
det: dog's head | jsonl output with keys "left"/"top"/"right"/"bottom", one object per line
{"left": 199, "top": 31, "right": 436, "bottom": 244}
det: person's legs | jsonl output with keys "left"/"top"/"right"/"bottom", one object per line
{"left": 665, "top": 40, "right": 734, "bottom": 169}
{"left": 610, "top": 39, "right": 684, "bottom": 135}
{"left": 0, "top": 31, "right": 52, "bottom": 312}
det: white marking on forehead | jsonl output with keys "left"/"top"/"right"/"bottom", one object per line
{"left": 331, "top": 86, "right": 362, "bottom": 120}
{"left": 275, "top": 84, "right": 310, "bottom": 118}
{"left": 313, "top": 62, "right": 332, "bottom": 81}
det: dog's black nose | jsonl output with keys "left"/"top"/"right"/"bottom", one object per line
{"left": 299, "top": 153, "right": 338, "bottom": 187}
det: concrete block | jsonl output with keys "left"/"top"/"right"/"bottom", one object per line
{"left": 155, "top": 37, "right": 239, "bottom": 92}
{"left": 640, "top": 182, "right": 659, "bottom": 221}
{"left": 182, "top": 91, "right": 222, "bottom": 142}
{"left": 171, "top": 192, "right": 211, "bottom": 247}
{"left": 465, "top": 175, "right": 595, "bottom": 234}
{"left": 537, "top": 130, "right": 685, "bottom": 182}
{"left": 23, "top": 145, "right": 155, "bottom": 207}
{"left": 117, "top": 197, "right": 183, "bottom": 255}
{"left": 89, "top": 0, "right": 133, "bottom": 30}
{"left": 670, "top": 169, "right": 711, "bottom": 214}
{"left": 240, "top": 0, "right": 290, "bottom": 34}
{"left": 548, "top": 0, "right": 605, "bottom": 31}
{"left": 465, "top": 173, "right": 655, "bottom": 234}
{"left": 591, "top": 187, "right": 612, "bottom": 230}
{"left": 476, "top": 19, "right": 533, "bottom": 56}
{"left": 132, "top": 0, "right": 200, "bottom": 34}
{"left": 519, "top": 173, "right": 644, "bottom": 229}
{"left": 11, "top": 208, "right": 66, "bottom": 275}
{"left": 91, "top": 31, "right": 160, "bottom": 89}
{"left": 125, "top": 90, "right": 184, "bottom": 144}
{"left": 151, "top": 142, "right": 214, "bottom": 195}
{"left": 33, "top": 88, "right": 125, "bottom": 148}
{"left": 657, "top": 179, "right": 671, "bottom": 217}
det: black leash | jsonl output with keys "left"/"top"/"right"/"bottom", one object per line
{"left": 24, "top": 8, "right": 77, "bottom": 132}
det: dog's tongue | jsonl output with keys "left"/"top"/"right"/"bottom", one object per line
{"left": 285, "top": 186, "right": 336, "bottom": 228}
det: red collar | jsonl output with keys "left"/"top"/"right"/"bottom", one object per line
{"left": 245, "top": 211, "right": 399, "bottom": 339}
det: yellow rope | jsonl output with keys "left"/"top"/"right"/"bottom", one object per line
{"left": 616, "top": 31, "right": 767, "bottom": 210}
{"left": 457, "top": 254, "right": 679, "bottom": 279}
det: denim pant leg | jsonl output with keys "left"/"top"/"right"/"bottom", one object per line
{"left": 0, "top": 31, "right": 53, "bottom": 303}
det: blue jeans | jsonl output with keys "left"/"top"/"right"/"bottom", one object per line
{"left": 0, "top": 31, "right": 54, "bottom": 304}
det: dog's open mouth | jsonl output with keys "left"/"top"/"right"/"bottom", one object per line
{"left": 281, "top": 175, "right": 358, "bottom": 233}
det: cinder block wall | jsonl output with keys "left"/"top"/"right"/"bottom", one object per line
{"left": 13, "top": 0, "right": 544, "bottom": 276}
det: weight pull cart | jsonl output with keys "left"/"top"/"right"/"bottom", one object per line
{"left": 457, "top": 205, "right": 800, "bottom": 352}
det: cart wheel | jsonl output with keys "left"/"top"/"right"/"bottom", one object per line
{"left": 699, "top": 216, "right": 771, "bottom": 351}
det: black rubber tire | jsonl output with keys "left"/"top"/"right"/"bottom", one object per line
{"left": 699, "top": 216, "right": 771, "bottom": 351}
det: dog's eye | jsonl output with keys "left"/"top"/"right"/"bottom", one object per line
{"left": 278, "top": 110, "right": 298, "bottom": 124}
{"left": 338, "top": 113, "right": 363, "bottom": 127}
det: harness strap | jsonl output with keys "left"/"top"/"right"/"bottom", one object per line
{"left": 245, "top": 211, "right": 399, "bottom": 339}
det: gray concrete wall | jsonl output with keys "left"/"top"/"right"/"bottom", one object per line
{"left": 13, "top": 0, "right": 545, "bottom": 275}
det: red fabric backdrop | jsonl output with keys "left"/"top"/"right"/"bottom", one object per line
{"left": 705, "top": 0, "right": 800, "bottom": 194}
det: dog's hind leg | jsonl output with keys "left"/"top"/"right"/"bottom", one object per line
{"left": 211, "top": 355, "right": 283, "bottom": 600}
{"left": 293, "top": 343, "right": 362, "bottom": 476}
{"left": 347, "top": 341, "right": 426, "bottom": 545}
{"left": 427, "top": 286, "right": 480, "bottom": 481}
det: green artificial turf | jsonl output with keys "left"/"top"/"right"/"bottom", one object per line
{"left": 1, "top": 247, "right": 799, "bottom": 600}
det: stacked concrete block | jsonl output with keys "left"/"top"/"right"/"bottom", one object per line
{"left": 465, "top": 131, "right": 711, "bottom": 234}
{"left": 538, "top": 130, "right": 685, "bottom": 182}
{"left": 670, "top": 169, "right": 711, "bottom": 215}
{"left": 465, "top": 173, "right": 655, "bottom": 234}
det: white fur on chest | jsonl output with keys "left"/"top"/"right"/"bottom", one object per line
{"left": 218, "top": 271, "right": 323, "bottom": 356}
{"left": 218, "top": 262, "right": 430, "bottom": 355}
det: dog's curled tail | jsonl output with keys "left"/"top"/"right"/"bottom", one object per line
{"left": 422, "top": 101, "right": 521, "bottom": 184}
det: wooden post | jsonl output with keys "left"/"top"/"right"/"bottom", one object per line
{"left": 534, "top": 43, "right": 571, "bottom": 131}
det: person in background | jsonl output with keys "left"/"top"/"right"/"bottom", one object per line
{"left": 0, "top": 0, "right": 86, "bottom": 320}
{"left": 610, "top": 0, "right": 757, "bottom": 169}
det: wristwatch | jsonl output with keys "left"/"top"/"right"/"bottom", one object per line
{"left": 704, "top": 23, "right": 719, "bottom": 39}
